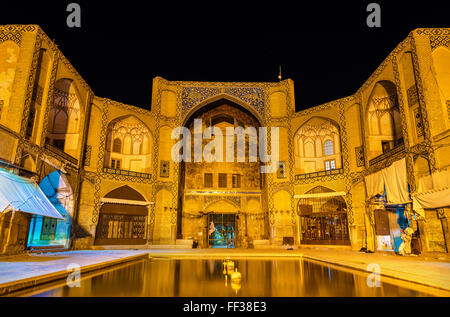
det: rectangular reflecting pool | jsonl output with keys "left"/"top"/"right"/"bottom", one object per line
{"left": 17, "top": 258, "right": 448, "bottom": 297}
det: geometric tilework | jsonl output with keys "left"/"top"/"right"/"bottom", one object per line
{"left": 416, "top": 29, "right": 450, "bottom": 53}
{"left": 181, "top": 86, "right": 266, "bottom": 122}
{"left": 414, "top": 107, "right": 425, "bottom": 138}
{"left": 224, "top": 87, "right": 265, "bottom": 119}
{"left": 0, "top": 31, "right": 22, "bottom": 45}
{"left": 203, "top": 195, "right": 241, "bottom": 209}
{"left": 407, "top": 85, "right": 419, "bottom": 106}
{"left": 0, "top": 25, "right": 36, "bottom": 45}
{"left": 181, "top": 87, "right": 221, "bottom": 115}
{"left": 355, "top": 146, "right": 365, "bottom": 167}
{"left": 429, "top": 35, "right": 450, "bottom": 51}
{"left": 84, "top": 145, "right": 92, "bottom": 166}
{"left": 447, "top": 100, "right": 450, "bottom": 121}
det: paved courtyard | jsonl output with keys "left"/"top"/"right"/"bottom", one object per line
{"left": 0, "top": 248, "right": 449, "bottom": 295}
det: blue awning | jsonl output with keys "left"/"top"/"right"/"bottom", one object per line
{"left": 0, "top": 168, "right": 64, "bottom": 219}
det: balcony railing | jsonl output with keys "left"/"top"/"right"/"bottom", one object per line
{"left": 295, "top": 168, "right": 344, "bottom": 181}
{"left": 103, "top": 167, "right": 152, "bottom": 179}
{"left": 369, "top": 143, "right": 405, "bottom": 166}
{"left": 44, "top": 143, "right": 78, "bottom": 166}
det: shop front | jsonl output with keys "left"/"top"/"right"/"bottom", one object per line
{"left": 373, "top": 205, "right": 409, "bottom": 252}
{"left": 94, "top": 186, "right": 152, "bottom": 246}
{"left": 27, "top": 171, "right": 73, "bottom": 248}
{"left": 296, "top": 186, "right": 350, "bottom": 246}
{"left": 0, "top": 168, "right": 64, "bottom": 254}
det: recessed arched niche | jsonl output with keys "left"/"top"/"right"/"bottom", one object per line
{"left": 293, "top": 117, "right": 342, "bottom": 174}
{"left": 365, "top": 80, "right": 404, "bottom": 160}
{"left": 104, "top": 115, "right": 152, "bottom": 174}
{"left": 46, "top": 78, "right": 83, "bottom": 157}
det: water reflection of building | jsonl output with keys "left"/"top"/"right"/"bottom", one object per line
{"left": 1, "top": 25, "right": 450, "bottom": 255}
{"left": 43, "top": 259, "right": 431, "bottom": 297}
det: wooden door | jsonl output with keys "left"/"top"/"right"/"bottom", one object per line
{"left": 374, "top": 209, "right": 390, "bottom": 235}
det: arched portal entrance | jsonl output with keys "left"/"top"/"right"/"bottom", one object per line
{"left": 297, "top": 186, "right": 350, "bottom": 245}
{"left": 27, "top": 171, "right": 73, "bottom": 248}
{"left": 177, "top": 97, "right": 268, "bottom": 248}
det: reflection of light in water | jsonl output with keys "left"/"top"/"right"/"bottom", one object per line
{"left": 223, "top": 260, "right": 242, "bottom": 294}
{"left": 231, "top": 280, "right": 241, "bottom": 293}
{"left": 227, "top": 261, "right": 235, "bottom": 275}
{"left": 231, "top": 268, "right": 241, "bottom": 282}
{"left": 231, "top": 268, "right": 242, "bottom": 295}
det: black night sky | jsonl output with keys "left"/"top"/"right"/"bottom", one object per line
{"left": 1, "top": 1, "right": 448, "bottom": 111}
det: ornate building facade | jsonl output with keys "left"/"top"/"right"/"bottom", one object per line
{"left": 1, "top": 25, "right": 450, "bottom": 254}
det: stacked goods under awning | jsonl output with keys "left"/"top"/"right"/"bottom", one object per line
{"left": 0, "top": 168, "right": 64, "bottom": 219}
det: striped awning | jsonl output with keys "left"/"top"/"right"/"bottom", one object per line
{"left": 0, "top": 168, "right": 64, "bottom": 219}
{"left": 294, "top": 191, "right": 347, "bottom": 199}
{"left": 100, "top": 197, "right": 154, "bottom": 206}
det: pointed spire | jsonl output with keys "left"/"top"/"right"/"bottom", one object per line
{"left": 278, "top": 65, "right": 282, "bottom": 81}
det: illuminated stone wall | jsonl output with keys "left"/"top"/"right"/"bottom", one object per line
{"left": 1, "top": 25, "right": 450, "bottom": 253}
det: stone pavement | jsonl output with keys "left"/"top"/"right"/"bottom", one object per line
{"left": 0, "top": 248, "right": 449, "bottom": 295}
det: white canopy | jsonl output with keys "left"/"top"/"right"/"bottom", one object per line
{"left": 0, "top": 169, "right": 64, "bottom": 219}
{"left": 364, "top": 158, "right": 410, "bottom": 205}
{"left": 413, "top": 169, "right": 450, "bottom": 216}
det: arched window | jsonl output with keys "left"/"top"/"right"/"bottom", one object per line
{"left": 113, "top": 138, "right": 122, "bottom": 153}
{"left": 324, "top": 140, "right": 334, "bottom": 156}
